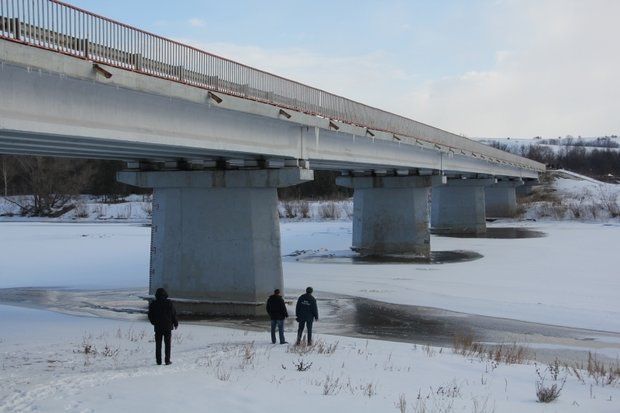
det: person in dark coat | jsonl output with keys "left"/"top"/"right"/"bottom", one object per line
{"left": 295, "top": 286, "right": 318, "bottom": 345}
{"left": 266, "top": 288, "right": 288, "bottom": 344}
{"left": 148, "top": 287, "right": 178, "bottom": 365}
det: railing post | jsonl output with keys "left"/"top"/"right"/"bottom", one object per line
{"left": 82, "top": 38, "right": 90, "bottom": 59}
{"left": 12, "top": 18, "right": 20, "bottom": 40}
{"left": 132, "top": 53, "right": 142, "bottom": 71}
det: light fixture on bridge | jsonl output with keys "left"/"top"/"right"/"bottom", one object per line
{"left": 278, "top": 109, "right": 292, "bottom": 119}
{"left": 208, "top": 91, "right": 223, "bottom": 104}
{"left": 366, "top": 128, "right": 375, "bottom": 137}
{"left": 328, "top": 121, "right": 340, "bottom": 131}
{"left": 93, "top": 64, "right": 112, "bottom": 79}
{"left": 392, "top": 134, "right": 401, "bottom": 141}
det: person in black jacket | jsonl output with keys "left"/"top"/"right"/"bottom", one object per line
{"left": 295, "top": 286, "right": 318, "bottom": 345}
{"left": 266, "top": 289, "right": 288, "bottom": 344}
{"left": 148, "top": 288, "right": 178, "bottom": 365}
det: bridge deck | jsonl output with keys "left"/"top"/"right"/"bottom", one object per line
{"left": 0, "top": 0, "right": 544, "bottom": 176}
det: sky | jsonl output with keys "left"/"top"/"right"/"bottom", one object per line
{"left": 67, "top": 0, "right": 620, "bottom": 139}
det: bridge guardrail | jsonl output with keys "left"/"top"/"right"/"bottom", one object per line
{"left": 0, "top": 0, "right": 544, "bottom": 172}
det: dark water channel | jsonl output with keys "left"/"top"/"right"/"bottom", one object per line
{"left": 1, "top": 287, "right": 618, "bottom": 366}
{"left": 294, "top": 250, "right": 483, "bottom": 265}
{"left": 434, "top": 227, "right": 547, "bottom": 239}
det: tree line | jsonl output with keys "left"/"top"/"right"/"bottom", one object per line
{"left": 2, "top": 140, "right": 617, "bottom": 216}
{"left": 488, "top": 143, "right": 620, "bottom": 182}
{"left": 0, "top": 155, "right": 351, "bottom": 216}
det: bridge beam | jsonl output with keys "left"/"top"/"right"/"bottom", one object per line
{"left": 336, "top": 175, "right": 446, "bottom": 257}
{"left": 431, "top": 178, "right": 496, "bottom": 234}
{"left": 118, "top": 168, "right": 313, "bottom": 316}
{"left": 485, "top": 179, "right": 524, "bottom": 218}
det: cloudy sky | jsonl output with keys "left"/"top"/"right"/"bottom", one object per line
{"left": 71, "top": 0, "right": 619, "bottom": 139}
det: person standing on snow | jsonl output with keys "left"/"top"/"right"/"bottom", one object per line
{"left": 295, "top": 287, "right": 318, "bottom": 345}
{"left": 148, "top": 287, "right": 178, "bottom": 365}
{"left": 266, "top": 289, "right": 288, "bottom": 344}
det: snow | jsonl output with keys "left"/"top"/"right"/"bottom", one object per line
{"left": 1, "top": 304, "right": 619, "bottom": 412}
{"left": 2, "top": 183, "right": 620, "bottom": 410}
{"left": 283, "top": 221, "right": 620, "bottom": 333}
{"left": 0, "top": 222, "right": 150, "bottom": 289}
{"left": 523, "top": 170, "right": 620, "bottom": 222}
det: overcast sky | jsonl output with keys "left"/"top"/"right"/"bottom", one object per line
{"left": 71, "top": 0, "right": 619, "bottom": 139}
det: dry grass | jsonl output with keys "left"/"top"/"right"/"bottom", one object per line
{"left": 287, "top": 338, "right": 338, "bottom": 356}
{"left": 452, "top": 334, "right": 530, "bottom": 365}
{"left": 395, "top": 393, "right": 407, "bottom": 413}
{"left": 216, "top": 367, "right": 231, "bottom": 381}
{"left": 319, "top": 202, "right": 339, "bottom": 219}
{"left": 570, "top": 352, "right": 620, "bottom": 386}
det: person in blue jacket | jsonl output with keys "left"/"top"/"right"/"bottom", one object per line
{"left": 295, "top": 287, "right": 318, "bottom": 345}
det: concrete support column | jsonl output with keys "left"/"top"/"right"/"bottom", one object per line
{"left": 485, "top": 179, "right": 524, "bottom": 218}
{"left": 336, "top": 175, "right": 445, "bottom": 257}
{"left": 516, "top": 180, "right": 539, "bottom": 198}
{"left": 431, "top": 178, "right": 496, "bottom": 234}
{"left": 118, "top": 168, "right": 313, "bottom": 316}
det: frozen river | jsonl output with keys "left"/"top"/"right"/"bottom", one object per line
{"left": 1, "top": 219, "right": 619, "bottom": 365}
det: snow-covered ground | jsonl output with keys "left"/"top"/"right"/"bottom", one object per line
{"left": 1, "top": 304, "right": 619, "bottom": 413}
{"left": 524, "top": 170, "right": 620, "bottom": 221}
{"left": 1, "top": 220, "right": 619, "bottom": 411}
{"left": 1, "top": 173, "right": 619, "bottom": 411}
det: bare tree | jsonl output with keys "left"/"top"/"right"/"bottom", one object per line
{"left": 7, "top": 156, "right": 95, "bottom": 216}
{"left": 1, "top": 155, "right": 8, "bottom": 196}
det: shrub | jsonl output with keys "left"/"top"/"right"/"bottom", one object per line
{"left": 298, "top": 200, "right": 310, "bottom": 218}
{"left": 74, "top": 201, "right": 89, "bottom": 218}
{"left": 535, "top": 364, "right": 566, "bottom": 403}
{"left": 535, "top": 381, "right": 563, "bottom": 403}
{"left": 319, "top": 202, "right": 339, "bottom": 219}
{"left": 293, "top": 359, "right": 312, "bottom": 371}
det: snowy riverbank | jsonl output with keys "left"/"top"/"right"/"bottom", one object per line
{"left": 1, "top": 217, "right": 619, "bottom": 411}
{"left": 1, "top": 304, "right": 618, "bottom": 412}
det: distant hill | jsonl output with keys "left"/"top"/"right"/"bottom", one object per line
{"left": 477, "top": 136, "right": 620, "bottom": 182}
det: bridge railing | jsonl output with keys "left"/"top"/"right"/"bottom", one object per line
{"left": 0, "top": 0, "right": 544, "bottom": 171}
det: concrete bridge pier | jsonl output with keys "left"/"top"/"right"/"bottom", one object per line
{"left": 336, "top": 175, "right": 446, "bottom": 257}
{"left": 431, "top": 178, "right": 496, "bottom": 234}
{"left": 485, "top": 179, "right": 524, "bottom": 218}
{"left": 516, "top": 179, "right": 540, "bottom": 198}
{"left": 118, "top": 168, "right": 313, "bottom": 317}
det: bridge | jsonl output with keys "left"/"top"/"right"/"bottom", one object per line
{"left": 0, "top": 0, "right": 545, "bottom": 315}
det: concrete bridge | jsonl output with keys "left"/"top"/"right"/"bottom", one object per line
{"left": 0, "top": 0, "right": 544, "bottom": 315}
